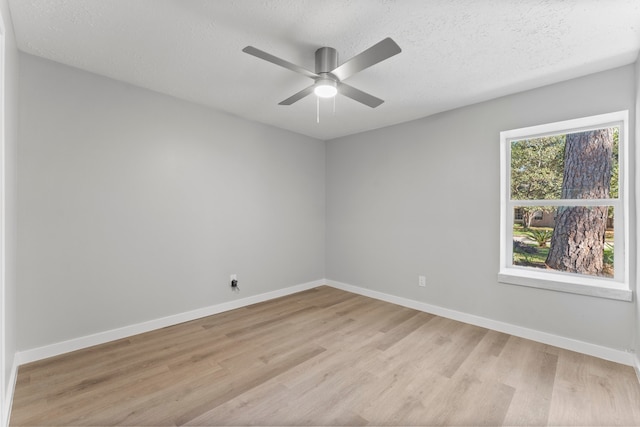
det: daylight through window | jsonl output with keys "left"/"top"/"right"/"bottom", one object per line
{"left": 499, "top": 111, "right": 630, "bottom": 301}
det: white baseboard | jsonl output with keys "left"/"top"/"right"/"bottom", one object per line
{"left": 3, "top": 358, "right": 17, "bottom": 427}
{"left": 16, "top": 279, "right": 324, "bottom": 366}
{"left": 635, "top": 353, "right": 640, "bottom": 385}
{"left": 326, "top": 280, "right": 635, "bottom": 366}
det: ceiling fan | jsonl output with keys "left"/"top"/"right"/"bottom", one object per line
{"left": 242, "top": 37, "right": 401, "bottom": 108}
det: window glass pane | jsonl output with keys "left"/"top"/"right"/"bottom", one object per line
{"left": 511, "top": 127, "right": 618, "bottom": 200}
{"left": 511, "top": 136, "right": 564, "bottom": 200}
{"left": 512, "top": 205, "right": 614, "bottom": 278}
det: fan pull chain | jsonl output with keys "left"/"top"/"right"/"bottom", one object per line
{"left": 316, "top": 97, "right": 336, "bottom": 123}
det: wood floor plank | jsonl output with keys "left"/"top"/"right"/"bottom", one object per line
{"left": 501, "top": 344, "right": 558, "bottom": 425}
{"left": 356, "top": 358, "right": 448, "bottom": 424}
{"left": 426, "top": 373, "right": 516, "bottom": 426}
{"left": 375, "top": 311, "right": 433, "bottom": 351}
{"left": 173, "top": 345, "right": 327, "bottom": 426}
{"left": 10, "top": 286, "right": 640, "bottom": 426}
{"left": 548, "top": 349, "right": 640, "bottom": 426}
{"left": 184, "top": 381, "right": 294, "bottom": 426}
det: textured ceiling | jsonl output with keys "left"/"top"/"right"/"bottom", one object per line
{"left": 8, "top": 0, "right": 640, "bottom": 140}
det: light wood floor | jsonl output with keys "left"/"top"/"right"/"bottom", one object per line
{"left": 10, "top": 286, "right": 640, "bottom": 426}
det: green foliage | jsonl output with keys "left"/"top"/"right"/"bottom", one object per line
{"left": 608, "top": 128, "right": 619, "bottom": 220}
{"left": 511, "top": 136, "right": 564, "bottom": 227}
{"left": 511, "top": 135, "right": 564, "bottom": 201}
{"left": 603, "top": 242, "right": 614, "bottom": 266}
{"left": 610, "top": 128, "right": 619, "bottom": 199}
{"left": 526, "top": 228, "right": 553, "bottom": 247}
{"left": 512, "top": 242, "right": 549, "bottom": 267}
{"left": 512, "top": 224, "right": 529, "bottom": 237}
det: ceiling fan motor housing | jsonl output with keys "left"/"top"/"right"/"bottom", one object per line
{"left": 315, "top": 47, "right": 338, "bottom": 75}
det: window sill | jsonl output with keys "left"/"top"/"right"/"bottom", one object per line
{"left": 498, "top": 269, "right": 632, "bottom": 301}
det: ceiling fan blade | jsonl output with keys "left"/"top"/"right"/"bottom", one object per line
{"left": 330, "top": 37, "right": 401, "bottom": 81}
{"left": 338, "top": 83, "right": 384, "bottom": 108}
{"left": 279, "top": 85, "right": 315, "bottom": 105}
{"left": 242, "top": 46, "right": 319, "bottom": 79}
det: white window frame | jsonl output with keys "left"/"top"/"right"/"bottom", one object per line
{"left": 0, "top": 12, "right": 5, "bottom": 425}
{"left": 499, "top": 111, "right": 631, "bottom": 301}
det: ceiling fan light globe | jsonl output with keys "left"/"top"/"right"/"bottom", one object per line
{"left": 314, "top": 76, "right": 338, "bottom": 98}
{"left": 314, "top": 84, "right": 338, "bottom": 98}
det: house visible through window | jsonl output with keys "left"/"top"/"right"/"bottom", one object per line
{"left": 499, "top": 111, "right": 630, "bottom": 301}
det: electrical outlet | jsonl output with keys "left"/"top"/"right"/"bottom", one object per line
{"left": 230, "top": 274, "right": 239, "bottom": 292}
{"left": 418, "top": 275, "right": 426, "bottom": 287}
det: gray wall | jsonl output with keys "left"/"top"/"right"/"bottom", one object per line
{"left": 636, "top": 58, "right": 640, "bottom": 368}
{"left": 1, "top": 0, "right": 19, "bottom": 419}
{"left": 326, "top": 64, "right": 636, "bottom": 352}
{"left": 17, "top": 54, "right": 325, "bottom": 351}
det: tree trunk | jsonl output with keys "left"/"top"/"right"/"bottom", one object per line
{"left": 545, "top": 129, "right": 613, "bottom": 275}
{"left": 523, "top": 211, "right": 533, "bottom": 229}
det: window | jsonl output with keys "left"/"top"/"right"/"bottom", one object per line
{"left": 514, "top": 208, "right": 523, "bottom": 222}
{"left": 499, "top": 111, "right": 630, "bottom": 301}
